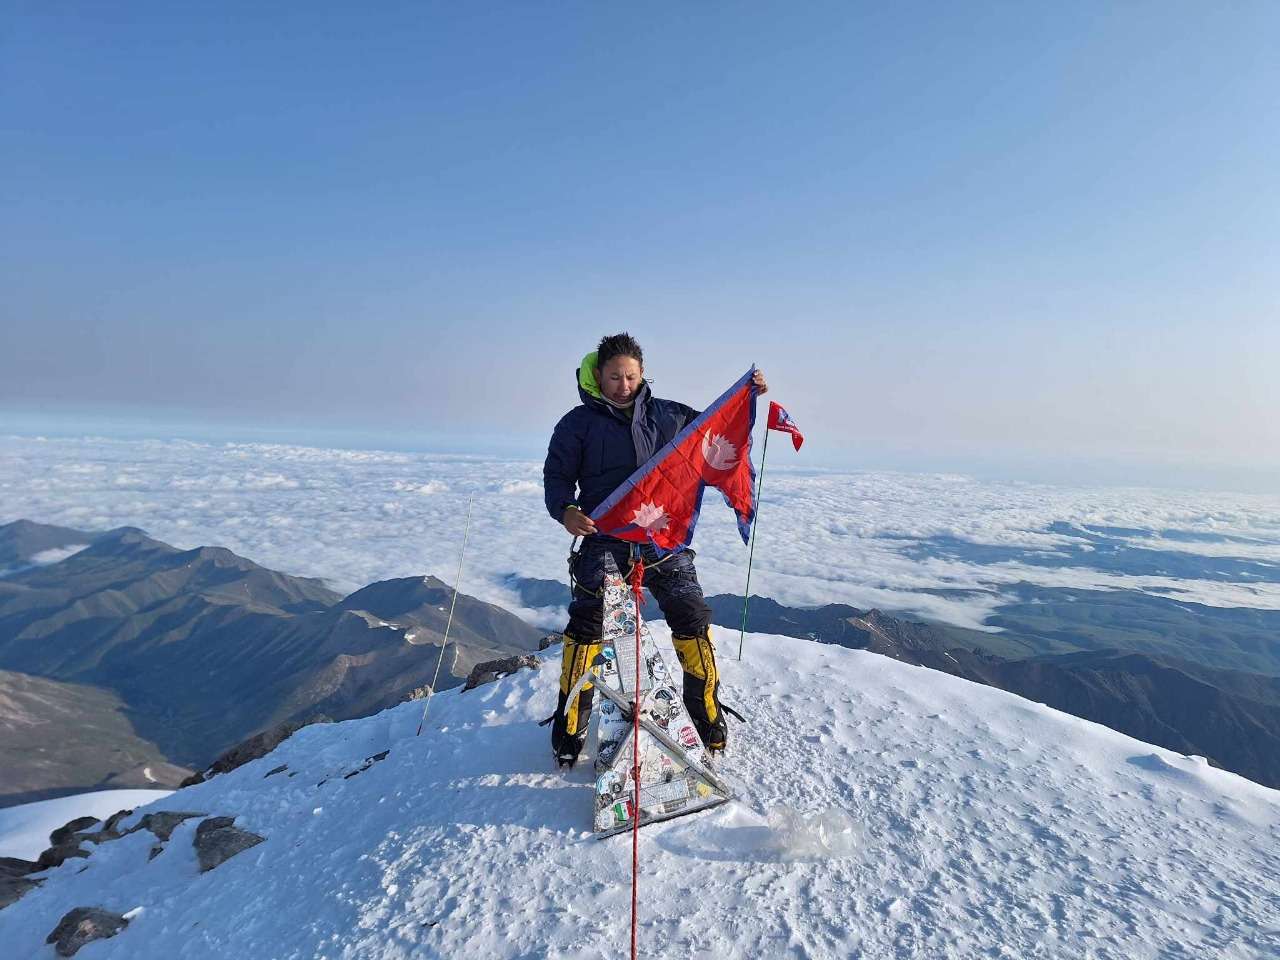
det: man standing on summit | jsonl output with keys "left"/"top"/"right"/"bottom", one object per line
{"left": 543, "top": 333, "right": 767, "bottom": 767}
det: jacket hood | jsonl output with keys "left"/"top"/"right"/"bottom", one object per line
{"left": 576, "top": 351, "right": 650, "bottom": 412}
{"left": 577, "top": 351, "right": 603, "bottom": 400}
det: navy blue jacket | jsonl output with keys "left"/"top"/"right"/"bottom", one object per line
{"left": 544, "top": 371, "right": 698, "bottom": 522}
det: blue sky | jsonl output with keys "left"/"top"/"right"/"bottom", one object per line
{"left": 3, "top": 3, "right": 1277, "bottom": 489}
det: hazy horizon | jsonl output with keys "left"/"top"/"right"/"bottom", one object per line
{"left": 4, "top": 4, "right": 1277, "bottom": 493}
{"left": 3, "top": 406, "right": 1278, "bottom": 497}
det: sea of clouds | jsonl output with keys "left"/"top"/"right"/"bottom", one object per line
{"left": 3, "top": 434, "right": 1280, "bottom": 632}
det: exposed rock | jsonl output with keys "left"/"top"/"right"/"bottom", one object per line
{"left": 132, "top": 811, "right": 206, "bottom": 843}
{"left": 463, "top": 655, "right": 540, "bottom": 691}
{"left": 264, "top": 764, "right": 288, "bottom": 778}
{"left": 179, "top": 770, "right": 207, "bottom": 788}
{"left": 196, "top": 815, "right": 233, "bottom": 833}
{"left": 103, "top": 809, "right": 134, "bottom": 834}
{"left": 0, "top": 856, "right": 38, "bottom": 878}
{"left": 205, "top": 717, "right": 331, "bottom": 780}
{"left": 194, "top": 816, "right": 265, "bottom": 873}
{"left": 75, "top": 828, "right": 117, "bottom": 845}
{"left": 342, "top": 750, "right": 389, "bottom": 780}
{"left": 1, "top": 874, "right": 43, "bottom": 910}
{"left": 76, "top": 808, "right": 140, "bottom": 846}
{"left": 37, "top": 842, "right": 89, "bottom": 870}
{"left": 33, "top": 807, "right": 161, "bottom": 868}
{"left": 16, "top": 807, "right": 206, "bottom": 897}
{"left": 539, "top": 633, "right": 562, "bottom": 650}
{"left": 2, "top": 857, "right": 44, "bottom": 909}
{"left": 45, "top": 907, "right": 130, "bottom": 957}
{"left": 49, "top": 816, "right": 100, "bottom": 847}
{"left": 318, "top": 749, "right": 390, "bottom": 787}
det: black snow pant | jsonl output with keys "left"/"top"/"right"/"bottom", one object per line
{"left": 550, "top": 536, "right": 726, "bottom": 764}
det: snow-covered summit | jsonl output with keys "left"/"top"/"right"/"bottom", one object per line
{"left": 4, "top": 630, "right": 1279, "bottom": 959}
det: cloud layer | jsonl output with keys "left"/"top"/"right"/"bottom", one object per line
{"left": 4, "top": 435, "right": 1280, "bottom": 631}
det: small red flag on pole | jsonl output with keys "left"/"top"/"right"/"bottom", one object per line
{"left": 766, "top": 401, "right": 805, "bottom": 451}
{"left": 739, "top": 401, "right": 804, "bottom": 661}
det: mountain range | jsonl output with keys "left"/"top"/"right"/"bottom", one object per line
{"left": 6, "top": 512, "right": 1278, "bottom": 813}
{"left": 0, "top": 520, "right": 542, "bottom": 807}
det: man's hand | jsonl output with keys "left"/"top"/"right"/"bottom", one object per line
{"left": 562, "top": 505, "right": 597, "bottom": 537}
{"left": 753, "top": 369, "right": 769, "bottom": 394}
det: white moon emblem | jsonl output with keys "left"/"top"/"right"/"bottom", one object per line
{"left": 701, "top": 432, "right": 739, "bottom": 471}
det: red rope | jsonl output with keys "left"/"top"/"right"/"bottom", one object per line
{"left": 629, "top": 558, "right": 645, "bottom": 960}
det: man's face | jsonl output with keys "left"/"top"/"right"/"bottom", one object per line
{"left": 597, "top": 355, "right": 643, "bottom": 405}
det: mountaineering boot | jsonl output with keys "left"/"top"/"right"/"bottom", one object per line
{"left": 671, "top": 627, "right": 727, "bottom": 752}
{"left": 550, "top": 633, "right": 603, "bottom": 767}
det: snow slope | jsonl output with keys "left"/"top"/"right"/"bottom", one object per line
{"left": 3, "top": 629, "right": 1279, "bottom": 959}
{"left": 0, "top": 790, "right": 173, "bottom": 860}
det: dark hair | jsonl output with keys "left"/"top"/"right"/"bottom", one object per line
{"left": 596, "top": 333, "right": 643, "bottom": 370}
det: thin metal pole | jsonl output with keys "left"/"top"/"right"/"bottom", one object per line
{"left": 737, "top": 429, "right": 770, "bottom": 661}
{"left": 417, "top": 495, "right": 475, "bottom": 736}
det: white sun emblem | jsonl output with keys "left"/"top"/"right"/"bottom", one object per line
{"left": 701, "top": 432, "right": 739, "bottom": 471}
{"left": 630, "top": 501, "right": 669, "bottom": 532}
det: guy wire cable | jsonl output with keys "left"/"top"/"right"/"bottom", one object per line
{"left": 417, "top": 494, "right": 475, "bottom": 736}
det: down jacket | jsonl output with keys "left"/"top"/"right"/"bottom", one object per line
{"left": 543, "top": 354, "right": 698, "bottom": 523}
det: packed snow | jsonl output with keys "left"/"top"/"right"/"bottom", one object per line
{"left": 3, "top": 629, "right": 1278, "bottom": 959}
{"left": 0, "top": 791, "right": 172, "bottom": 860}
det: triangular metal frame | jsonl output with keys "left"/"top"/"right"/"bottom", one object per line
{"left": 583, "top": 552, "right": 733, "bottom": 836}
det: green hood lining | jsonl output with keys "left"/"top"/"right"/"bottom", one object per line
{"left": 578, "top": 350, "right": 602, "bottom": 400}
